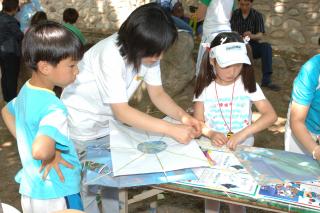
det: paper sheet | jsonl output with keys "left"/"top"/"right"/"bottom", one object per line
{"left": 110, "top": 120, "right": 210, "bottom": 176}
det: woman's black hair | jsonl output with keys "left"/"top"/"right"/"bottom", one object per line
{"left": 22, "top": 21, "right": 84, "bottom": 71}
{"left": 117, "top": 3, "right": 178, "bottom": 70}
{"left": 194, "top": 31, "right": 256, "bottom": 98}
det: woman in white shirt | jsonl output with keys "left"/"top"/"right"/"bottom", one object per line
{"left": 61, "top": 3, "right": 201, "bottom": 213}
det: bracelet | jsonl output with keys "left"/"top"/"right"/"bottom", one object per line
{"left": 312, "top": 145, "right": 320, "bottom": 160}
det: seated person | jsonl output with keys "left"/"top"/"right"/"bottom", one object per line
{"left": 285, "top": 54, "right": 320, "bottom": 161}
{"left": 62, "top": 8, "right": 86, "bottom": 45}
{"left": 156, "top": 0, "right": 193, "bottom": 35}
{"left": 231, "top": 0, "right": 280, "bottom": 91}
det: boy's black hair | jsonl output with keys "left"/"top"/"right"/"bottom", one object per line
{"left": 2, "top": 0, "right": 19, "bottom": 12}
{"left": 195, "top": 31, "right": 256, "bottom": 98}
{"left": 63, "top": 8, "right": 79, "bottom": 24}
{"left": 117, "top": 3, "right": 177, "bottom": 70}
{"left": 30, "top": 11, "right": 47, "bottom": 26}
{"left": 22, "top": 21, "right": 84, "bottom": 71}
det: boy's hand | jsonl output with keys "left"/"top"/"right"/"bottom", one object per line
{"left": 39, "top": 150, "right": 74, "bottom": 182}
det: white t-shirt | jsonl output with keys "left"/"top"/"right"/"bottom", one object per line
{"left": 202, "top": 0, "right": 234, "bottom": 37}
{"left": 194, "top": 77, "right": 265, "bottom": 146}
{"left": 61, "top": 33, "right": 162, "bottom": 141}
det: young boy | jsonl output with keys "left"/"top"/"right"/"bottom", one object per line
{"left": 1, "top": 21, "right": 84, "bottom": 213}
{"left": 62, "top": 8, "right": 86, "bottom": 45}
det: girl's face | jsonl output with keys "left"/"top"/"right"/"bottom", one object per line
{"left": 141, "top": 53, "right": 163, "bottom": 66}
{"left": 211, "top": 58, "right": 242, "bottom": 84}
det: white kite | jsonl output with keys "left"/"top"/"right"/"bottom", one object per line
{"left": 110, "top": 119, "right": 209, "bottom": 176}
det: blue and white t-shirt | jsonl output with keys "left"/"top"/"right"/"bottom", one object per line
{"left": 291, "top": 54, "right": 320, "bottom": 134}
{"left": 194, "top": 77, "right": 265, "bottom": 145}
{"left": 7, "top": 81, "right": 81, "bottom": 199}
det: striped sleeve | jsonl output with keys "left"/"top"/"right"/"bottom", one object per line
{"left": 254, "top": 11, "right": 265, "bottom": 33}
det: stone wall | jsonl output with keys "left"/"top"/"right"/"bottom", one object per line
{"left": 4, "top": 0, "right": 319, "bottom": 55}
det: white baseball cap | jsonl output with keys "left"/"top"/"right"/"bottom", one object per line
{"left": 209, "top": 42, "right": 251, "bottom": 68}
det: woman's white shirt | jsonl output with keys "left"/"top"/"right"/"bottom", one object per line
{"left": 61, "top": 33, "right": 162, "bottom": 141}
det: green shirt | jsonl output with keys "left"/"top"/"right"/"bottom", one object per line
{"left": 201, "top": 0, "right": 237, "bottom": 10}
{"left": 63, "top": 22, "right": 86, "bottom": 45}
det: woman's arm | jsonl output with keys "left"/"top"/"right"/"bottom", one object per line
{"left": 111, "top": 102, "right": 196, "bottom": 144}
{"left": 228, "top": 99, "right": 277, "bottom": 149}
{"left": 147, "top": 84, "right": 201, "bottom": 134}
{"left": 290, "top": 101, "right": 319, "bottom": 157}
{"left": 1, "top": 106, "right": 16, "bottom": 138}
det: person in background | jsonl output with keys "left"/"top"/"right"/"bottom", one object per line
{"left": 15, "top": 0, "right": 43, "bottom": 32}
{"left": 1, "top": 21, "right": 84, "bottom": 213}
{"left": 61, "top": 3, "right": 201, "bottom": 213}
{"left": 194, "top": 0, "right": 235, "bottom": 76}
{"left": 231, "top": 0, "right": 280, "bottom": 91}
{"left": 156, "top": 0, "right": 193, "bottom": 35}
{"left": 0, "top": 0, "right": 24, "bottom": 102}
{"left": 194, "top": 31, "right": 277, "bottom": 213}
{"left": 284, "top": 54, "right": 320, "bottom": 161}
{"left": 62, "top": 8, "right": 86, "bottom": 45}
{"left": 30, "top": 10, "right": 47, "bottom": 27}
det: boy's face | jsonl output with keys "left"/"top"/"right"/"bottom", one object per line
{"left": 48, "top": 57, "right": 79, "bottom": 88}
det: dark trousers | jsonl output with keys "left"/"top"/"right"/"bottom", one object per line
{"left": 0, "top": 53, "right": 20, "bottom": 102}
{"left": 250, "top": 41, "right": 273, "bottom": 85}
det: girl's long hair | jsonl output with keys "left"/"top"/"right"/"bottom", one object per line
{"left": 195, "top": 32, "right": 256, "bottom": 98}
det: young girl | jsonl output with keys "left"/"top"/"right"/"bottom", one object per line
{"left": 193, "top": 32, "right": 277, "bottom": 213}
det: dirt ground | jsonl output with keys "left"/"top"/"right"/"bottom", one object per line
{"left": 0, "top": 46, "right": 311, "bottom": 212}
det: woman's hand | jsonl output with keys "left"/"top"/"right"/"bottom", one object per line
{"left": 39, "top": 150, "right": 74, "bottom": 182}
{"left": 168, "top": 123, "right": 197, "bottom": 144}
{"left": 209, "top": 131, "right": 228, "bottom": 147}
{"left": 181, "top": 114, "right": 202, "bottom": 137}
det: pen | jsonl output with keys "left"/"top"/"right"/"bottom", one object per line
{"left": 203, "top": 150, "right": 216, "bottom": 166}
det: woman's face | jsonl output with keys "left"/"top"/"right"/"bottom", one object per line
{"left": 210, "top": 58, "right": 242, "bottom": 84}
{"left": 141, "top": 53, "right": 163, "bottom": 65}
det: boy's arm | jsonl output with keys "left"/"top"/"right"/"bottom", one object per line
{"left": 32, "top": 135, "right": 55, "bottom": 160}
{"left": 1, "top": 106, "right": 16, "bottom": 138}
{"left": 33, "top": 135, "right": 74, "bottom": 181}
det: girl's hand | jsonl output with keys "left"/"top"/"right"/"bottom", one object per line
{"left": 168, "top": 123, "right": 197, "bottom": 144}
{"left": 181, "top": 114, "right": 202, "bottom": 137}
{"left": 39, "top": 150, "right": 74, "bottom": 182}
{"left": 227, "top": 130, "right": 248, "bottom": 150}
{"left": 209, "top": 131, "right": 228, "bottom": 147}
